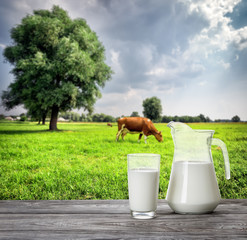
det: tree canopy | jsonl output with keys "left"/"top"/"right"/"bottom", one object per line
{"left": 2, "top": 5, "right": 112, "bottom": 130}
{"left": 232, "top": 115, "right": 240, "bottom": 122}
{"left": 130, "top": 111, "right": 140, "bottom": 117}
{"left": 142, "top": 96, "right": 162, "bottom": 121}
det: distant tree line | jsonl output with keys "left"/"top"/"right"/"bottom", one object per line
{"left": 0, "top": 94, "right": 242, "bottom": 124}
{"left": 161, "top": 114, "right": 212, "bottom": 123}
{"left": 0, "top": 112, "right": 242, "bottom": 123}
{"left": 59, "top": 112, "right": 116, "bottom": 122}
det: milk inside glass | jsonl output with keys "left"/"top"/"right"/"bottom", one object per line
{"left": 127, "top": 153, "right": 160, "bottom": 219}
{"left": 128, "top": 168, "right": 159, "bottom": 211}
{"left": 166, "top": 161, "right": 221, "bottom": 214}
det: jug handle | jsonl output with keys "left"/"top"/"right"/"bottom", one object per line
{"left": 212, "top": 138, "right": 230, "bottom": 180}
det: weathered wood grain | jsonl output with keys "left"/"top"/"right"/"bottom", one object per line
{"left": 0, "top": 199, "right": 246, "bottom": 239}
{"left": 0, "top": 199, "right": 246, "bottom": 214}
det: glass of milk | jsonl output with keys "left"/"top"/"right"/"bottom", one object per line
{"left": 127, "top": 153, "right": 160, "bottom": 219}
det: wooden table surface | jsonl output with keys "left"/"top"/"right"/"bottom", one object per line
{"left": 0, "top": 199, "right": 246, "bottom": 239}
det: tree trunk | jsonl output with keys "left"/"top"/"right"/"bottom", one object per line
{"left": 42, "top": 112, "right": 46, "bottom": 125}
{"left": 49, "top": 106, "right": 59, "bottom": 131}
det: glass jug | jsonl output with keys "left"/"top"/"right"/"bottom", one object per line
{"left": 166, "top": 121, "right": 230, "bottom": 214}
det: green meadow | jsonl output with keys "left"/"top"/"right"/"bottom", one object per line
{"left": 0, "top": 121, "right": 246, "bottom": 200}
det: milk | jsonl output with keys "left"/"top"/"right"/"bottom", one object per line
{"left": 166, "top": 161, "right": 221, "bottom": 214}
{"left": 128, "top": 168, "right": 159, "bottom": 212}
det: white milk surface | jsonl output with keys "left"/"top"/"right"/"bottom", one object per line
{"left": 166, "top": 161, "right": 221, "bottom": 213}
{"left": 128, "top": 168, "right": 159, "bottom": 212}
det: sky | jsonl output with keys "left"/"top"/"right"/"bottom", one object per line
{"left": 0, "top": 0, "right": 247, "bottom": 121}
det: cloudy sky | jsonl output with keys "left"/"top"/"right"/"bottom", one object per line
{"left": 0, "top": 0, "right": 247, "bottom": 120}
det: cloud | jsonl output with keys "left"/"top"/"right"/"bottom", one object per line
{"left": 99, "top": 0, "right": 247, "bottom": 119}
{"left": 184, "top": 0, "right": 247, "bottom": 54}
{"left": 145, "top": 67, "right": 166, "bottom": 76}
{"left": 232, "top": 27, "right": 247, "bottom": 50}
{"left": 218, "top": 60, "right": 230, "bottom": 69}
{"left": 97, "top": 0, "right": 247, "bottom": 112}
{"left": 198, "top": 80, "right": 207, "bottom": 87}
{"left": 109, "top": 49, "right": 123, "bottom": 77}
{"left": 95, "top": 89, "right": 144, "bottom": 117}
{"left": 60, "top": 0, "right": 209, "bottom": 94}
{"left": 0, "top": 0, "right": 247, "bottom": 120}
{"left": 0, "top": 43, "right": 6, "bottom": 49}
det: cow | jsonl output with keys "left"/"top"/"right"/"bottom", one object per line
{"left": 116, "top": 117, "right": 163, "bottom": 143}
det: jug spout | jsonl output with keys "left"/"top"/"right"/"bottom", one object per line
{"left": 167, "top": 121, "right": 193, "bottom": 132}
{"left": 167, "top": 121, "right": 211, "bottom": 162}
{"left": 167, "top": 121, "right": 194, "bottom": 140}
{"left": 167, "top": 121, "right": 175, "bottom": 129}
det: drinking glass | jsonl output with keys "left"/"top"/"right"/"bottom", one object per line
{"left": 128, "top": 153, "right": 160, "bottom": 219}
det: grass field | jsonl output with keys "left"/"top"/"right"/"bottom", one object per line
{"left": 0, "top": 121, "right": 246, "bottom": 200}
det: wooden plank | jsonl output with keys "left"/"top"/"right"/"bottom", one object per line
{"left": 0, "top": 200, "right": 128, "bottom": 214}
{"left": 0, "top": 214, "right": 246, "bottom": 239}
{"left": 0, "top": 213, "right": 247, "bottom": 231}
{"left": 0, "top": 199, "right": 246, "bottom": 214}
{"left": 0, "top": 231, "right": 246, "bottom": 240}
{"left": 0, "top": 200, "right": 246, "bottom": 240}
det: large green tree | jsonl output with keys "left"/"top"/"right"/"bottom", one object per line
{"left": 142, "top": 96, "right": 162, "bottom": 121}
{"left": 130, "top": 111, "right": 140, "bottom": 117}
{"left": 232, "top": 115, "right": 240, "bottom": 122}
{"left": 2, "top": 5, "right": 112, "bottom": 130}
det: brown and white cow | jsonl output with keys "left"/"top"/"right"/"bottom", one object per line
{"left": 116, "top": 117, "right": 163, "bottom": 143}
